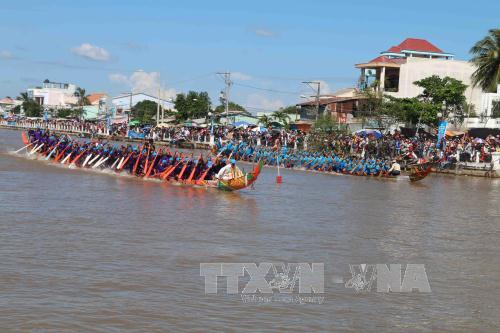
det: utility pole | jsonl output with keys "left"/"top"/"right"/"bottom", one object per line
{"left": 156, "top": 85, "right": 161, "bottom": 125}
{"left": 156, "top": 73, "right": 161, "bottom": 125}
{"left": 217, "top": 72, "right": 232, "bottom": 125}
{"left": 302, "top": 81, "right": 321, "bottom": 121}
{"left": 127, "top": 91, "right": 133, "bottom": 138}
{"left": 161, "top": 80, "right": 165, "bottom": 124}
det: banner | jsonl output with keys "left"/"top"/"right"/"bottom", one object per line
{"left": 437, "top": 120, "right": 448, "bottom": 148}
{"left": 128, "top": 131, "right": 145, "bottom": 139}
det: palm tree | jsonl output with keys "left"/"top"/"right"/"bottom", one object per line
{"left": 18, "top": 92, "right": 31, "bottom": 103}
{"left": 17, "top": 92, "right": 41, "bottom": 117}
{"left": 258, "top": 114, "right": 272, "bottom": 127}
{"left": 470, "top": 29, "right": 500, "bottom": 92}
{"left": 74, "top": 87, "right": 90, "bottom": 106}
{"left": 272, "top": 110, "right": 290, "bottom": 126}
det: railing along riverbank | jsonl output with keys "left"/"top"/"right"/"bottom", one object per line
{"left": 0, "top": 120, "right": 214, "bottom": 149}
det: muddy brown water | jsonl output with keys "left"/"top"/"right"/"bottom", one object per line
{"left": 0, "top": 129, "right": 499, "bottom": 332}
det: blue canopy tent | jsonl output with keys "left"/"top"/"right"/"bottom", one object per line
{"left": 354, "top": 129, "right": 382, "bottom": 139}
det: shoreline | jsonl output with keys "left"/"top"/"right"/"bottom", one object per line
{"left": 2, "top": 124, "right": 497, "bottom": 179}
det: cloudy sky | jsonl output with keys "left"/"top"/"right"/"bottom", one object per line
{"left": 0, "top": 0, "right": 498, "bottom": 112}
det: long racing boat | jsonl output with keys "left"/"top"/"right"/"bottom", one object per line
{"left": 18, "top": 131, "right": 262, "bottom": 191}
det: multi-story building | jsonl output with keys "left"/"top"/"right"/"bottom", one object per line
{"left": 355, "top": 38, "right": 484, "bottom": 111}
{"left": 355, "top": 37, "right": 500, "bottom": 128}
{"left": 27, "top": 79, "right": 78, "bottom": 108}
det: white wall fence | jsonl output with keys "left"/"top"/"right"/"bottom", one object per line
{"left": 0, "top": 120, "right": 215, "bottom": 146}
{"left": 1, "top": 120, "right": 110, "bottom": 135}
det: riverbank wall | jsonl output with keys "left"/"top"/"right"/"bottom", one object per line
{"left": 0, "top": 123, "right": 212, "bottom": 150}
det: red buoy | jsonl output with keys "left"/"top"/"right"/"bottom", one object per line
{"left": 276, "top": 175, "right": 282, "bottom": 183}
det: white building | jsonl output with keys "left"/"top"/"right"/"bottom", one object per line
{"left": 27, "top": 79, "right": 78, "bottom": 108}
{"left": 464, "top": 84, "right": 500, "bottom": 128}
{"left": 355, "top": 38, "right": 488, "bottom": 121}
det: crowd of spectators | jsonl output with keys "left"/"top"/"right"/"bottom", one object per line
{"left": 301, "top": 131, "right": 499, "bottom": 165}
{"left": 2, "top": 118, "right": 498, "bottom": 166}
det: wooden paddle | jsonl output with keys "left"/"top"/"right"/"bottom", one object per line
{"left": 70, "top": 148, "right": 88, "bottom": 166}
{"left": 118, "top": 152, "right": 133, "bottom": 170}
{"left": 186, "top": 153, "right": 203, "bottom": 183}
{"left": 157, "top": 152, "right": 179, "bottom": 179}
{"left": 160, "top": 153, "right": 185, "bottom": 180}
{"left": 132, "top": 145, "right": 144, "bottom": 175}
{"left": 176, "top": 154, "right": 193, "bottom": 181}
{"left": 15, "top": 140, "right": 37, "bottom": 154}
{"left": 145, "top": 148, "right": 162, "bottom": 178}
{"left": 44, "top": 142, "right": 60, "bottom": 160}
{"left": 55, "top": 144, "right": 71, "bottom": 162}
{"left": 143, "top": 145, "right": 151, "bottom": 175}
{"left": 195, "top": 156, "right": 214, "bottom": 185}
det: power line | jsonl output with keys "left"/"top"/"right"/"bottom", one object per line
{"left": 239, "top": 74, "right": 356, "bottom": 82}
{"left": 168, "top": 73, "right": 215, "bottom": 85}
{"left": 233, "top": 82, "right": 300, "bottom": 95}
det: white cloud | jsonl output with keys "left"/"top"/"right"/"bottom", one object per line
{"left": 0, "top": 50, "right": 14, "bottom": 59}
{"left": 108, "top": 70, "right": 177, "bottom": 100}
{"left": 108, "top": 73, "right": 129, "bottom": 84}
{"left": 71, "top": 43, "right": 111, "bottom": 61}
{"left": 317, "top": 80, "right": 331, "bottom": 94}
{"left": 232, "top": 72, "right": 252, "bottom": 81}
{"left": 254, "top": 28, "right": 276, "bottom": 38}
{"left": 246, "top": 93, "right": 285, "bottom": 112}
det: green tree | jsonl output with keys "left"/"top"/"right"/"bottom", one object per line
{"left": 174, "top": 91, "right": 211, "bottom": 121}
{"left": 313, "top": 114, "right": 338, "bottom": 132}
{"left": 359, "top": 88, "right": 383, "bottom": 128}
{"left": 57, "top": 108, "right": 73, "bottom": 118}
{"left": 131, "top": 100, "right": 160, "bottom": 124}
{"left": 381, "top": 96, "right": 439, "bottom": 125}
{"left": 18, "top": 92, "right": 42, "bottom": 117}
{"left": 272, "top": 110, "right": 290, "bottom": 127}
{"left": 470, "top": 29, "right": 500, "bottom": 92}
{"left": 214, "top": 101, "right": 246, "bottom": 114}
{"left": 278, "top": 105, "right": 299, "bottom": 114}
{"left": 258, "top": 114, "right": 272, "bottom": 127}
{"left": 414, "top": 75, "right": 467, "bottom": 110}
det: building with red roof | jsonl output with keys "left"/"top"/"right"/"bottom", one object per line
{"left": 86, "top": 92, "right": 107, "bottom": 105}
{"left": 381, "top": 38, "right": 452, "bottom": 59}
{"left": 0, "top": 97, "right": 21, "bottom": 114}
{"left": 353, "top": 37, "right": 484, "bottom": 121}
{"left": 356, "top": 38, "right": 456, "bottom": 94}
{"left": 295, "top": 37, "right": 493, "bottom": 129}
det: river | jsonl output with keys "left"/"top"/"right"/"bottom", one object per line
{"left": 0, "top": 128, "right": 499, "bottom": 332}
